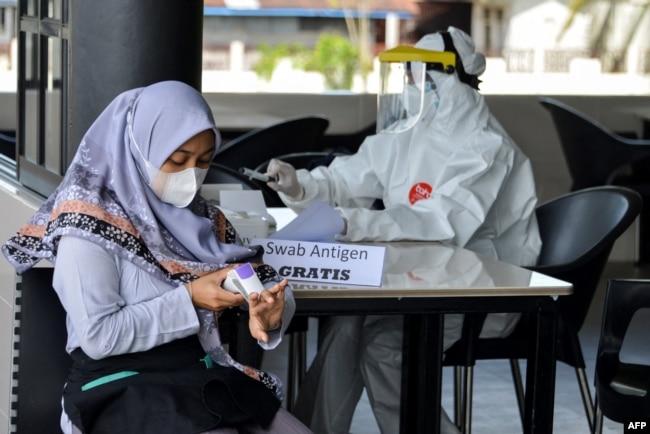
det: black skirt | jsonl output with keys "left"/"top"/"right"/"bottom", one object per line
{"left": 63, "top": 336, "right": 280, "bottom": 434}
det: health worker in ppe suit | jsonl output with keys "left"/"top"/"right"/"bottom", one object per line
{"left": 266, "top": 27, "right": 542, "bottom": 434}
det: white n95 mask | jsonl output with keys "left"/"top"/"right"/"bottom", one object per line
{"left": 148, "top": 166, "right": 208, "bottom": 208}
{"left": 128, "top": 111, "right": 208, "bottom": 207}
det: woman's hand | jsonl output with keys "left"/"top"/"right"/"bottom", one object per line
{"left": 247, "top": 279, "right": 288, "bottom": 343}
{"left": 186, "top": 265, "right": 246, "bottom": 311}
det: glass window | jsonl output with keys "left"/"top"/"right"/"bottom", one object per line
{"left": 23, "top": 0, "right": 34, "bottom": 17}
{"left": 16, "top": 0, "right": 68, "bottom": 197}
{"left": 47, "top": 0, "right": 62, "bottom": 20}
{"left": 44, "top": 37, "right": 62, "bottom": 173}
{"left": 22, "top": 32, "right": 37, "bottom": 165}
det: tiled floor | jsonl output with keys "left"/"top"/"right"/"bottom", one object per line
{"left": 261, "top": 260, "right": 650, "bottom": 433}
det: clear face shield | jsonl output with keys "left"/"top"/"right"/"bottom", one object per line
{"left": 377, "top": 46, "right": 456, "bottom": 134}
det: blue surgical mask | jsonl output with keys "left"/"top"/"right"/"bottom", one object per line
{"left": 403, "top": 81, "right": 435, "bottom": 116}
{"left": 403, "top": 84, "right": 423, "bottom": 116}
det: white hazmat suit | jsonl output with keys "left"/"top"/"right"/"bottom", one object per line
{"left": 267, "top": 27, "right": 542, "bottom": 434}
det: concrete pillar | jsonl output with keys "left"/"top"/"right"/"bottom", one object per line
{"left": 385, "top": 13, "right": 399, "bottom": 49}
{"left": 230, "top": 40, "right": 245, "bottom": 72}
{"left": 69, "top": 0, "right": 204, "bottom": 156}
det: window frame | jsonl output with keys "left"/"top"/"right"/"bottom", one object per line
{"left": 16, "top": 0, "right": 68, "bottom": 198}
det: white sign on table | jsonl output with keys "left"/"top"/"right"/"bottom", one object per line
{"left": 251, "top": 238, "right": 385, "bottom": 286}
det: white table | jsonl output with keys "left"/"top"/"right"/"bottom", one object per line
{"left": 226, "top": 209, "right": 572, "bottom": 433}
{"left": 287, "top": 242, "right": 572, "bottom": 434}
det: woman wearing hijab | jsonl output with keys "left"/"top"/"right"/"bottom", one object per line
{"left": 2, "top": 81, "right": 312, "bottom": 434}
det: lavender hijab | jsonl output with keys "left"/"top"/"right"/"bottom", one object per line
{"left": 2, "top": 80, "right": 257, "bottom": 281}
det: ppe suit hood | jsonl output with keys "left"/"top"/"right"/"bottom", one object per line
{"left": 414, "top": 26, "right": 486, "bottom": 77}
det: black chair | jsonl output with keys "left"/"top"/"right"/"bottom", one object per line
{"left": 539, "top": 96, "right": 650, "bottom": 262}
{"left": 11, "top": 267, "right": 70, "bottom": 434}
{"left": 204, "top": 162, "right": 285, "bottom": 208}
{"left": 539, "top": 97, "right": 650, "bottom": 190}
{"left": 312, "top": 122, "right": 376, "bottom": 155}
{"left": 593, "top": 279, "right": 650, "bottom": 433}
{"left": 1, "top": 131, "right": 16, "bottom": 159}
{"left": 253, "top": 151, "right": 340, "bottom": 174}
{"left": 443, "top": 186, "right": 643, "bottom": 434}
{"left": 214, "top": 115, "right": 330, "bottom": 170}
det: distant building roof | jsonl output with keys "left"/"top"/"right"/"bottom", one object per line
{"left": 204, "top": 0, "right": 416, "bottom": 18}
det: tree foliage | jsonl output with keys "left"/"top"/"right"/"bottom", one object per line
{"left": 253, "top": 42, "right": 308, "bottom": 80}
{"left": 253, "top": 33, "right": 361, "bottom": 90}
{"left": 302, "top": 33, "right": 360, "bottom": 90}
{"left": 559, "top": 0, "right": 650, "bottom": 71}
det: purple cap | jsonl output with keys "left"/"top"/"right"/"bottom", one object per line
{"left": 235, "top": 262, "right": 255, "bottom": 279}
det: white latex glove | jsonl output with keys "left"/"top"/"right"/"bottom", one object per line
{"left": 266, "top": 159, "right": 304, "bottom": 199}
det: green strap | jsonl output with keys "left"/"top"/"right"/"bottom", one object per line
{"left": 200, "top": 354, "right": 215, "bottom": 369}
{"left": 81, "top": 355, "right": 214, "bottom": 391}
{"left": 81, "top": 371, "right": 139, "bottom": 391}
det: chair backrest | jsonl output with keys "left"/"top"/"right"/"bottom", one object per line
{"left": 11, "top": 267, "right": 70, "bottom": 434}
{"left": 253, "top": 151, "right": 346, "bottom": 173}
{"left": 595, "top": 279, "right": 650, "bottom": 421}
{"left": 204, "top": 162, "right": 285, "bottom": 207}
{"left": 531, "top": 186, "right": 642, "bottom": 331}
{"left": 1, "top": 132, "right": 16, "bottom": 159}
{"left": 214, "top": 115, "right": 330, "bottom": 170}
{"left": 598, "top": 279, "right": 650, "bottom": 365}
{"left": 539, "top": 97, "right": 650, "bottom": 190}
